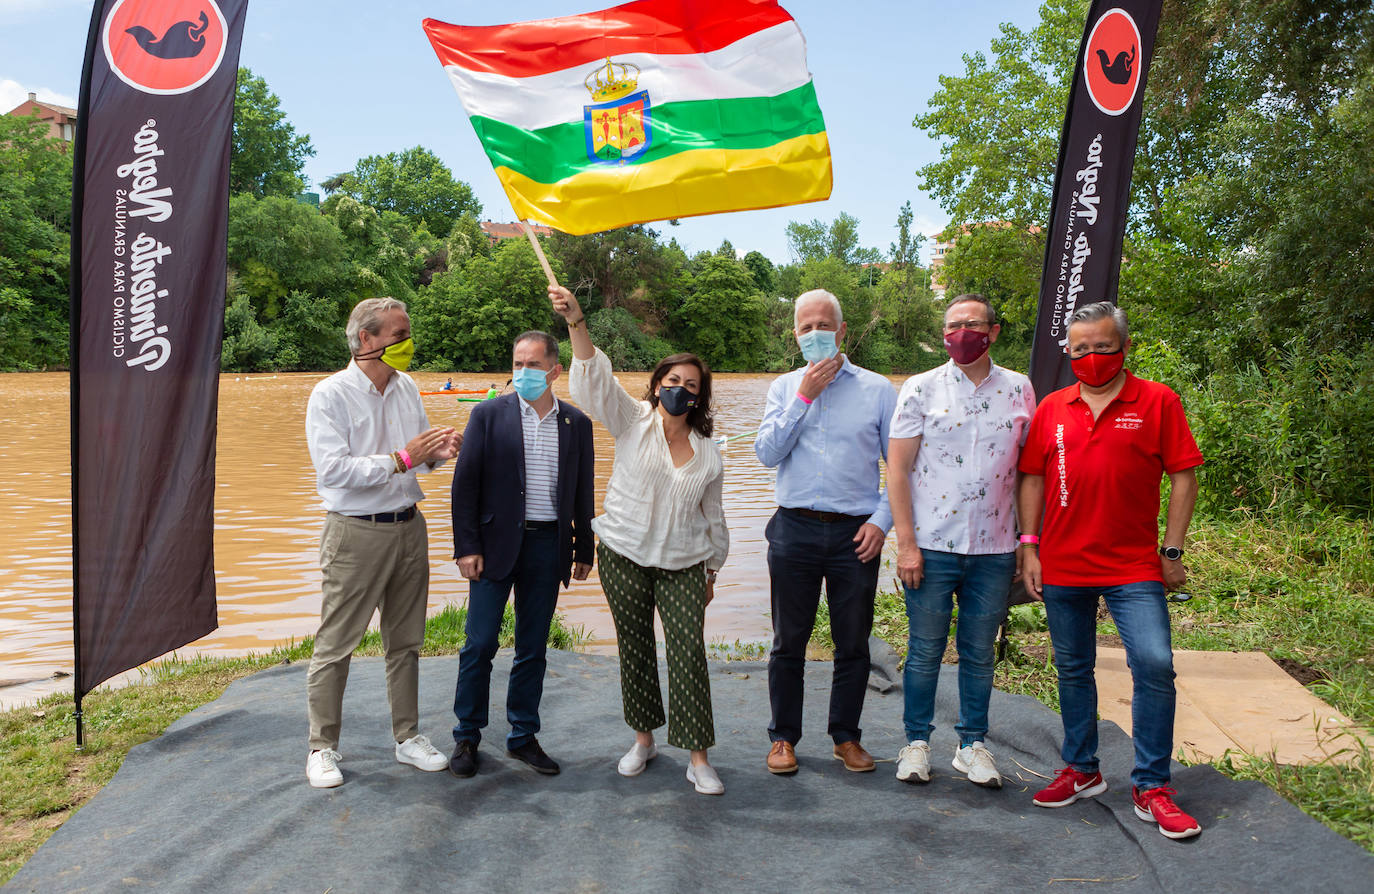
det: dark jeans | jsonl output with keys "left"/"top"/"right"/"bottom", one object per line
{"left": 1042, "top": 580, "right": 1176, "bottom": 790}
{"left": 766, "top": 509, "right": 880, "bottom": 745}
{"left": 451, "top": 526, "right": 561, "bottom": 750}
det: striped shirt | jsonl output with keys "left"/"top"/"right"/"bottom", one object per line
{"left": 519, "top": 394, "right": 560, "bottom": 521}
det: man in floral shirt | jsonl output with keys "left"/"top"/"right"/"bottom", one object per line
{"left": 887, "top": 294, "right": 1035, "bottom": 788}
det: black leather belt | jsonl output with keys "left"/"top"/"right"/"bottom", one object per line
{"left": 783, "top": 507, "right": 868, "bottom": 524}
{"left": 524, "top": 520, "right": 558, "bottom": 530}
{"left": 347, "top": 505, "right": 416, "bottom": 524}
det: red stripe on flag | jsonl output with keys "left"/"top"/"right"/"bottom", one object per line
{"left": 423, "top": 0, "right": 794, "bottom": 78}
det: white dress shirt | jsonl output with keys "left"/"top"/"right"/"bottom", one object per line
{"left": 518, "top": 394, "right": 560, "bottom": 522}
{"left": 305, "top": 360, "right": 440, "bottom": 514}
{"left": 569, "top": 348, "right": 729, "bottom": 571}
{"left": 890, "top": 360, "right": 1036, "bottom": 554}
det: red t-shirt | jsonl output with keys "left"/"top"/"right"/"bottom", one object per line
{"left": 1018, "top": 372, "right": 1203, "bottom": 586}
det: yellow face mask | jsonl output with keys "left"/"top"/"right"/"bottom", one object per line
{"left": 359, "top": 336, "right": 415, "bottom": 371}
{"left": 379, "top": 337, "right": 414, "bottom": 372}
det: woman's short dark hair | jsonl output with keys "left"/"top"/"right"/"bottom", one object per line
{"left": 645, "top": 352, "right": 714, "bottom": 438}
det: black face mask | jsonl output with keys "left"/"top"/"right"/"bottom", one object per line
{"left": 657, "top": 385, "right": 698, "bottom": 417}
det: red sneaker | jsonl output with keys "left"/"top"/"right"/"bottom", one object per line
{"left": 1032, "top": 766, "right": 1108, "bottom": 807}
{"left": 1133, "top": 786, "right": 1202, "bottom": 839}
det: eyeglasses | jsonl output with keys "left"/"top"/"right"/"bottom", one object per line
{"left": 944, "top": 319, "right": 991, "bottom": 332}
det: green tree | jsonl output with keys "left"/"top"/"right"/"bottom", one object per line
{"left": 230, "top": 68, "right": 315, "bottom": 198}
{"left": 0, "top": 112, "right": 72, "bottom": 369}
{"left": 220, "top": 282, "right": 277, "bottom": 372}
{"left": 546, "top": 224, "right": 680, "bottom": 315}
{"left": 785, "top": 212, "right": 869, "bottom": 266}
{"left": 743, "top": 250, "right": 776, "bottom": 295}
{"left": 670, "top": 255, "right": 767, "bottom": 371}
{"left": 913, "top": 0, "right": 1080, "bottom": 228}
{"left": 409, "top": 239, "right": 555, "bottom": 371}
{"left": 322, "top": 195, "right": 437, "bottom": 302}
{"left": 226, "top": 194, "right": 353, "bottom": 320}
{"left": 325, "top": 147, "right": 480, "bottom": 238}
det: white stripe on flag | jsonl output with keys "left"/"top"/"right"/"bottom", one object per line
{"left": 443, "top": 22, "right": 810, "bottom": 132}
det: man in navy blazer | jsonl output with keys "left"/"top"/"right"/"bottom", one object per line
{"left": 448, "top": 330, "right": 595, "bottom": 777}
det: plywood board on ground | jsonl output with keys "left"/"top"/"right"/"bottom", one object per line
{"left": 1094, "top": 648, "right": 1367, "bottom": 765}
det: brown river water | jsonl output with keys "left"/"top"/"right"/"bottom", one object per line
{"left": 0, "top": 370, "right": 900, "bottom": 708}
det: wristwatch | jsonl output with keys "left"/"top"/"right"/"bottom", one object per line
{"left": 1159, "top": 545, "right": 1184, "bottom": 561}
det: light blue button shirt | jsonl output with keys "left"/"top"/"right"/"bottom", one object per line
{"left": 755, "top": 357, "right": 897, "bottom": 532}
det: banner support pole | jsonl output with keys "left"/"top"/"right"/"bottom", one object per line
{"left": 68, "top": 0, "right": 104, "bottom": 752}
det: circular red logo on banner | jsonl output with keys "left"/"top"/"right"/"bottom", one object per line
{"left": 103, "top": 0, "right": 227, "bottom": 95}
{"left": 1083, "top": 8, "right": 1142, "bottom": 116}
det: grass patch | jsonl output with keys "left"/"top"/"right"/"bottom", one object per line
{"left": 0, "top": 603, "right": 583, "bottom": 884}
{"left": 809, "top": 511, "right": 1373, "bottom": 852}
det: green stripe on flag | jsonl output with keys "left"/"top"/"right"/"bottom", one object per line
{"left": 471, "top": 81, "right": 825, "bottom": 185}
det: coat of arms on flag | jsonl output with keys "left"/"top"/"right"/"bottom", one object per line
{"left": 423, "top": 0, "right": 832, "bottom": 235}
{"left": 584, "top": 58, "right": 652, "bottom": 163}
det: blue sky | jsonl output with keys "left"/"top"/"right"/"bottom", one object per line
{"left": 1, "top": 0, "right": 1041, "bottom": 265}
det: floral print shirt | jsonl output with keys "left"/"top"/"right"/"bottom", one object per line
{"left": 890, "top": 360, "right": 1035, "bottom": 554}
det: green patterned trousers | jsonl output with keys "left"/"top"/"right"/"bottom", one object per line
{"left": 597, "top": 543, "right": 715, "bottom": 750}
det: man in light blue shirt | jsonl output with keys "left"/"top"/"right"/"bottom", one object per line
{"left": 755, "top": 289, "right": 896, "bottom": 775}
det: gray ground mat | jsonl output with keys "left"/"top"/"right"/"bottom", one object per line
{"left": 9, "top": 651, "right": 1372, "bottom": 892}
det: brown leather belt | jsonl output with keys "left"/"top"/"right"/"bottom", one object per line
{"left": 782, "top": 507, "right": 868, "bottom": 524}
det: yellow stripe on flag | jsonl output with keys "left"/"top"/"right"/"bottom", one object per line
{"left": 495, "top": 132, "right": 832, "bottom": 235}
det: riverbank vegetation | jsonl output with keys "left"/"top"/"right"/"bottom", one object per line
{"left": 0, "top": 604, "right": 585, "bottom": 884}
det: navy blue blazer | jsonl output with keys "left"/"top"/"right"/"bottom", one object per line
{"left": 451, "top": 393, "right": 595, "bottom": 585}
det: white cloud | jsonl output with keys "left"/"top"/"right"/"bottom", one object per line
{"left": 0, "top": 78, "right": 77, "bottom": 114}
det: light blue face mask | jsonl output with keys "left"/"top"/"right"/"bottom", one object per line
{"left": 797, "top": 328, "right": 839, "bottom": 364}
{"left": 512, "top": 366, "right": 549, "bottom": 401}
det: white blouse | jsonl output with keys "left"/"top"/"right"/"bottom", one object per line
{"left": 569, "top": 348, "right": 729, "bottom": 572}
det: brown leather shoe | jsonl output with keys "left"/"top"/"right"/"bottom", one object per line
{"left": 832, "top": 740, "right": 876, "bottom": 772}
{"left": 766, "top": 740, "right": 798, "bottom": 775}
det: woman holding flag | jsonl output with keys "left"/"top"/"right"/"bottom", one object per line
{"left": 551, "top": 284, "right": 730, "bottom": 796}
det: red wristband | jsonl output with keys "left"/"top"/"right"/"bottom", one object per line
{"left": 796, "top": 390, "right": 813, "bottom": 405}
{"left": 1018, "top": 534, "right": 1039, "bottom": 545}
{"left": 398, "top": 448, "right": 413, "bottom": 470}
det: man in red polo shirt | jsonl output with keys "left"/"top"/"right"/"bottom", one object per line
{"left": 1017, "top": 301, "right": 1204, "bottom": 840}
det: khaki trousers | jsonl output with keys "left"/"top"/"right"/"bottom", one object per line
{"left": 307, "top": 510, "right": 429, "bottom": 752}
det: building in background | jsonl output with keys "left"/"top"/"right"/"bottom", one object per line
{"left": 6, "top": 92, "right": 77, "bottom": 143}
{"left": 479, "top": 221, "right": 553, "bottom": 246}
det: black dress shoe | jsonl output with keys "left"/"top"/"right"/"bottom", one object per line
{"left": 507, "top": 738, "right": 560, "bottom": 775}
{"left": 449, "top": 741, "right": 478, "bottom": 778}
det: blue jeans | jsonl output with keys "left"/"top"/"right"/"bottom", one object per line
{"left": 452, "top": 526, "right": 561, "bottom": 750}
{"left": 1042, "top": 580, "right": 1176, "bottom": 790}
{"left": 903, "top": 550, "right": 1015, "bottom": 746}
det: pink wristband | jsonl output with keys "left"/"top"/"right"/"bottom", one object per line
{"left": 1018, "top": 534, "right": 1039, "bottom": 545}
{"left": 398, "top": 448, "right": 413, "bottom": 470}
{"left": 796, "top": 390, "right": 813, "bottom": 405}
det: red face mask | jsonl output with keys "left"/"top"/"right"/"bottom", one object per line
{"left": 944, "top": 328, "right": 990, "bottom": 365}
{"left": 1070, "top": 349, "right": 1125, "bottom": 387}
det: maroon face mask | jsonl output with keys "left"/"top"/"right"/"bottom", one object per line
{"left": 944, "top": 328, "right": 990, "bottom": 365}
{"left": 1070, "top": 349, "right": 1125, "bottom": 387}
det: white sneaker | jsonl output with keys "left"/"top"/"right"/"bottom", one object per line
{"left": 952, "top": 741, "right": 1003, "bottom": 788}
{"left": 307, "top": 748, "right": 343, "bottom": 788}
{"left": 617, "top": 741, "right": 658, "bottom": 777}
{"left": 396, "top": 734, "right": 447, "bottom": 772}
{"left": 896, "top": 740, "right": 932, "bottom": 784}
{"left": 686, "top": 761, "right": 724, "bottom": 795}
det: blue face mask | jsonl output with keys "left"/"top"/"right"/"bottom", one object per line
{"left": 512, "top": 367, "right": 549, "bottom": 401}
{"left": 797, "top": 328, "right": 839, "bottom": 364}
